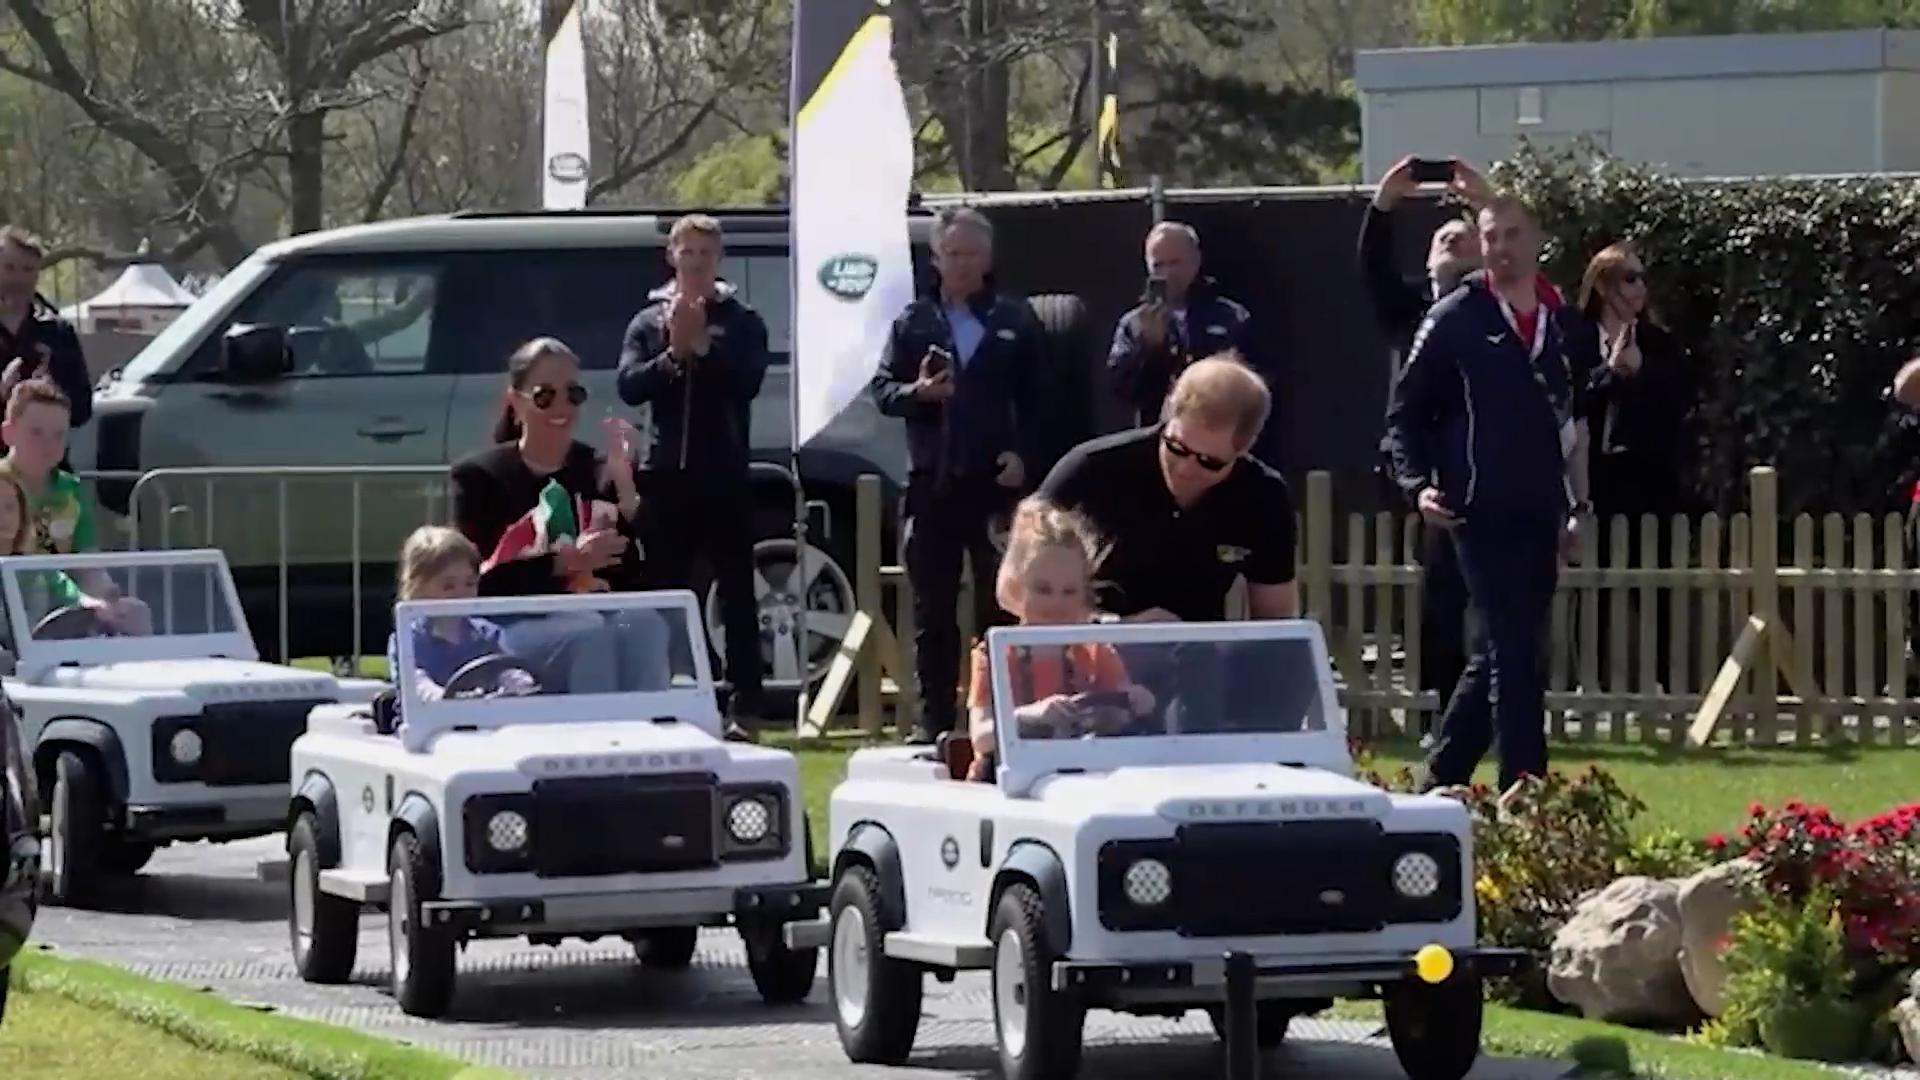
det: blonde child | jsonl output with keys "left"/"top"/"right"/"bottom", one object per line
{"left": 963, "top": 498, "right": 1154, "bottom": 781}
{"left": 387, "top": 526, "right": 527, "bottom": 701}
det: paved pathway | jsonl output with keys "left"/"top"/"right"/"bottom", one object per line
{"left": 31, "top": 836, "right": 1573, "bottom": 1079}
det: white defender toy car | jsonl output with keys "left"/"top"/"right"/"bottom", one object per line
{"left": 3, "top": 550, "right": 377, "bottom": 906}
{"left": 283, "top": 590, "right": 825, "bottom": 1018}
{"left": 789, "top": 620, "right": 1526, "bottom": 1080}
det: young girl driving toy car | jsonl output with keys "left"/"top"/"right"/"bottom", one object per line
{"left": 387, "top": 526, "right": 531, "bottom": 701}
{"left": 963, "top": 497, "right": 1155, "bottom": 781}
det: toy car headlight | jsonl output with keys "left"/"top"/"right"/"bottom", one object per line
{"left": 1122, "top": 858, "right": 1173, "bottom": 907}
{"left": 486, "top": 809, "right": 530, "bottom": 853}
{"left": 1392, "top": 852, "right": 1441, "bottom": 899}
{"left": 168, "top": 728, "right": 203, "bottom": 766}
{"left": 725, "top": 795, "right": 773, "bottom": 844}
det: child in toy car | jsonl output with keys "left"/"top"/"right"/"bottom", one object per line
{"left": 964, "top": 498, "right": 1155, "bottom": 779}
{"left": 386, "top": 526, "right": 533, "bottom": 703}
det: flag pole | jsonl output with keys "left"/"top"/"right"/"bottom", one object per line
{"left": 787, "top": 20, "right": 811, "bottom": 738}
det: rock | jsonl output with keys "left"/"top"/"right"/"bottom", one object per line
{"left": 1675, "top": 859, "right": 1763, "bottom": 1017}
{"left": 1895, "top": 997, "right": 1920, "bottom": 1064}
{"left": 1547, "top": 875, "right": 1700, "bottom": 1027}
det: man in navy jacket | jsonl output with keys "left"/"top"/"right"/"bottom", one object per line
{"left": 1385, "top": 194, "right": 1589, "bottom": 793}
{"left": 618, "top": 214, "right": 772, "bottom": 726}
{"left": 0, "top": 227, "right": 93, "bottom": 442}
{"left": 870, "top": 206, "right": 1044, "bottom": 742}
{"left": 1108, "top": 222, "right": 1277, "bottom": 465}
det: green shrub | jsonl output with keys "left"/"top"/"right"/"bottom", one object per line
{"left": 1492, "top": 141, "right": 1920, "bottom": 516}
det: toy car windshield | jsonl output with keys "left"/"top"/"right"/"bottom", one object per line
{"left": 391, "top": 591, "right": 711, "bottom": 747}
{"left": 986, "top": 620, "right": 1339, "bottom": 773}
{"left": 0, "top": 550, "right": 253, "bottom": 665}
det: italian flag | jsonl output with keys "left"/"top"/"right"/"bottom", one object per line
{"left": 482, "top": 479, "right": 586, "bottom": 575}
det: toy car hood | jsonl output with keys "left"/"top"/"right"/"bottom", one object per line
{"left": 1037, "top": 762, "right": 1394, "bottom": 823}
{"left": 426, "top": 718, "right": 732, "bottom": 778}
{"left": 45, "top": 658, "right": 338, "bottom": 702}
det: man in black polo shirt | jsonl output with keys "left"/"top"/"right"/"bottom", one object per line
{"left": 1039, "top": 354, "right": 1298, "bottom": 624}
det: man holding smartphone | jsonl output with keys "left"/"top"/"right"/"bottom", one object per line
{"left": 1108, "top": 222, "right": 1271, "bottom": 464}
{"left": 871, "top": 207, "right": 1046, "bottom": 743}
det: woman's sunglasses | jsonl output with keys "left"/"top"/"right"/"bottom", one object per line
{"left": 523, "top": 383, "right": 589, "bottom": 410}
{"left": 1161, "top": 432, "right": 1232, "bottom": 472}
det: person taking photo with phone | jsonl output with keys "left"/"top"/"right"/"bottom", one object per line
{"left": 1108, "top": 222, "right": 1273, "bottom": 464}
{"left": 871, "top": 206, "right": 1046, "bottom": 744}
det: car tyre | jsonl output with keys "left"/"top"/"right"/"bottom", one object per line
{"left": 1204, "top": 1002, "right": 1293, "bottom": 1047}
{"left": 1384, "top": 969, "right": 1485, "bottom": 1080}
{"left": 633, "top": 927, "right": 699, "bottom": 970}
{"left": 741, "top": 917, "right": 817, "bottom": 1005}
{"left": 41, "top": 751, "right": 101, "bottom": 907}
{"left": 289, "top": 814, "right": 358, "bottom": 984}
{"left": 100, "top": 840, "right": 156, "bottom": 876}
{"left": 828, "top": 865, "right": 921, "bottom": 1063}
{"left": 387, "top": 831, "right": 455, "bottom": 1017}
{"left": 990, "top": 883, "right": 1084, "bottom": 1080}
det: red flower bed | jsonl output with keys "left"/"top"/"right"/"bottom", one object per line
{"left": 1715, "top": 800, "right": 1920, "bottom": 964}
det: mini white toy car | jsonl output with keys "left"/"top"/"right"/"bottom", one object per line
{"left": 283, "top": 590, "right": 824, "bottom": 1018}
{"left": 2, "top": 550, "right": 377, "bottom": 906}
{"left": 789, "top": 620, "right": 1526, "bottom": 1080}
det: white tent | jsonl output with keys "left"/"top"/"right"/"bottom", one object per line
{"left": 61, "top": 260, "right": 197, "bottom": 334}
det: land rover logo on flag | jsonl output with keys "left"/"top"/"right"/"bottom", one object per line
{"left": 547, "top": 151, "right": 588, "bottom": 184}
{"left": 818, "top": 253, "right": 879, "bottom": 301}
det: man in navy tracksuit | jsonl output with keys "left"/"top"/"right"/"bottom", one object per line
{"left": 871, "top": 207, "right": 1044, "bottom": 742}
{"left": 1385, "top": 194, "right": 1588, "bottom": 792}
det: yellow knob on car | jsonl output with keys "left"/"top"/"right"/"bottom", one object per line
{"left": 1414, "top": 944, "right": 1455, "bottom": 985}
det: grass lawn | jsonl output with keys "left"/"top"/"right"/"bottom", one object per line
{"left": 0, "top": 990, "right": 305, "bottom": 1080}
{"left": 1331, "top": 1000, "right": 1850, "bottom": 1080}
{"left": 782, "top": 731, "right": 1920, "bottom": 859}
{"left": 8, "top": 950, "right": 509, "bottom": 1080}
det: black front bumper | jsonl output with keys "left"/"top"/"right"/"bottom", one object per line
{"left": 421, "top": 881, "right": 830, "bottom": 936}
{"left": 125, "top": 799, "right": 282, "bottom": 840}
{"left": 1054, "top": 946, "right": 1532, "bottom": 994}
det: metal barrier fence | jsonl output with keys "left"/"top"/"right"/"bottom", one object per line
{"left": 75, "top": 461, "right": 811, "bottom": 677}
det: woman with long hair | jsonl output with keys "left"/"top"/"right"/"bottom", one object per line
{"left": 1566, "top": 243, "right": 1695, "bottom": 684}
{"left": 447, "top": 337, "right": 669, "bottom": 694}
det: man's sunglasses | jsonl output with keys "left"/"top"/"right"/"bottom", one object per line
{"left": 524, "top": 383, "right": 589, "bottom": 410}
{"left": 1161, "top": 432, "right": 1233, "bottom": 472}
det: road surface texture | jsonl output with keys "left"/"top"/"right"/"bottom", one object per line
{"left": 33, "top": 837, "right": 1575, "bottom": 1080}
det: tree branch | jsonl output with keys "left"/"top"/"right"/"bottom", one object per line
{"left": 587, "top": 95, "right": 721, "bottom": 200}
{"left": 362, "top": 54, "right": 432, "bottom": 222}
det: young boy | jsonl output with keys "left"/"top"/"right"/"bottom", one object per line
{"left": 0, "top": 378, "right": 146, "bottom": 633}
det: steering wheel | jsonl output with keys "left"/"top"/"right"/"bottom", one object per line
{"left": 442, "top": 654, "right": 542, "bottom": 699}
{"left": 31, "top": 604, "right": 108, "bottom": 641}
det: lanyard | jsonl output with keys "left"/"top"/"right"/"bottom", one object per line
{"left": 1494, "top": 293, "right": 1547, "bottom": 361}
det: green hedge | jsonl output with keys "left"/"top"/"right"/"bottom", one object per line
{"left": 1491, "top": 142, "right": 1920, "bottom": 517}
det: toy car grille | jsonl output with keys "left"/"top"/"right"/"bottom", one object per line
{"left": 155, "top": 700, "right": 329, "bottom": 787}
{"left": 529, "top": 772, "right": 718, "bottom": 877}
{"left": 1172, "top": 821, "right": 1392, "bottom": 936}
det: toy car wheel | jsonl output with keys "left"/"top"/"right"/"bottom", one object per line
{"left": 41, "top": 751, "right": 101, "bottom": 907}
{"left": 100, "top": 840, "right": 156, "bottom": 876}
{"left": 632, "top": 927, "right": 698, "bottom": 970}
{"left": 990, "top": 883, "right": 1084, "bottom": 1080}
{"left": 288, "top": 814, "right": 358, "bottom": 984}
{"left": 741, "top": 917, "right": 817, "bottom": 1005}
{"left": 1384, "top": 969, "right": 1485, "bottom": 1080}
{"left": 827, "top": 865, "right": 921, "bottom": 1063}
{"left": 1204, "top": 1003, "right": 1293, "bottom": 1047}
{"left": 386, "top": 831, "right": 455, "bottom": 1017}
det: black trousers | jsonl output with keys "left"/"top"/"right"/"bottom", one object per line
{"left": 641, "top": 472, "right": 762, "bottom": 709}
{"left": 1425, "top": 513, "right": 1560, "bottom": 791}
{"left": 903, "top": 476, "right": 1009, "bottom": 739}
{"left": 1416, "top": 520, "right": 1471, "bottom": 733}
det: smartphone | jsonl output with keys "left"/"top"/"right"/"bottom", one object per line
{"left": 924, "top": 346, "right": 952, "bottom": 377}
{"left": 1145, "top": 276, "right": 1169, "bottom": 305}
{"left": 1410, "top": 157, "right": 1455, "bottom": 184}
